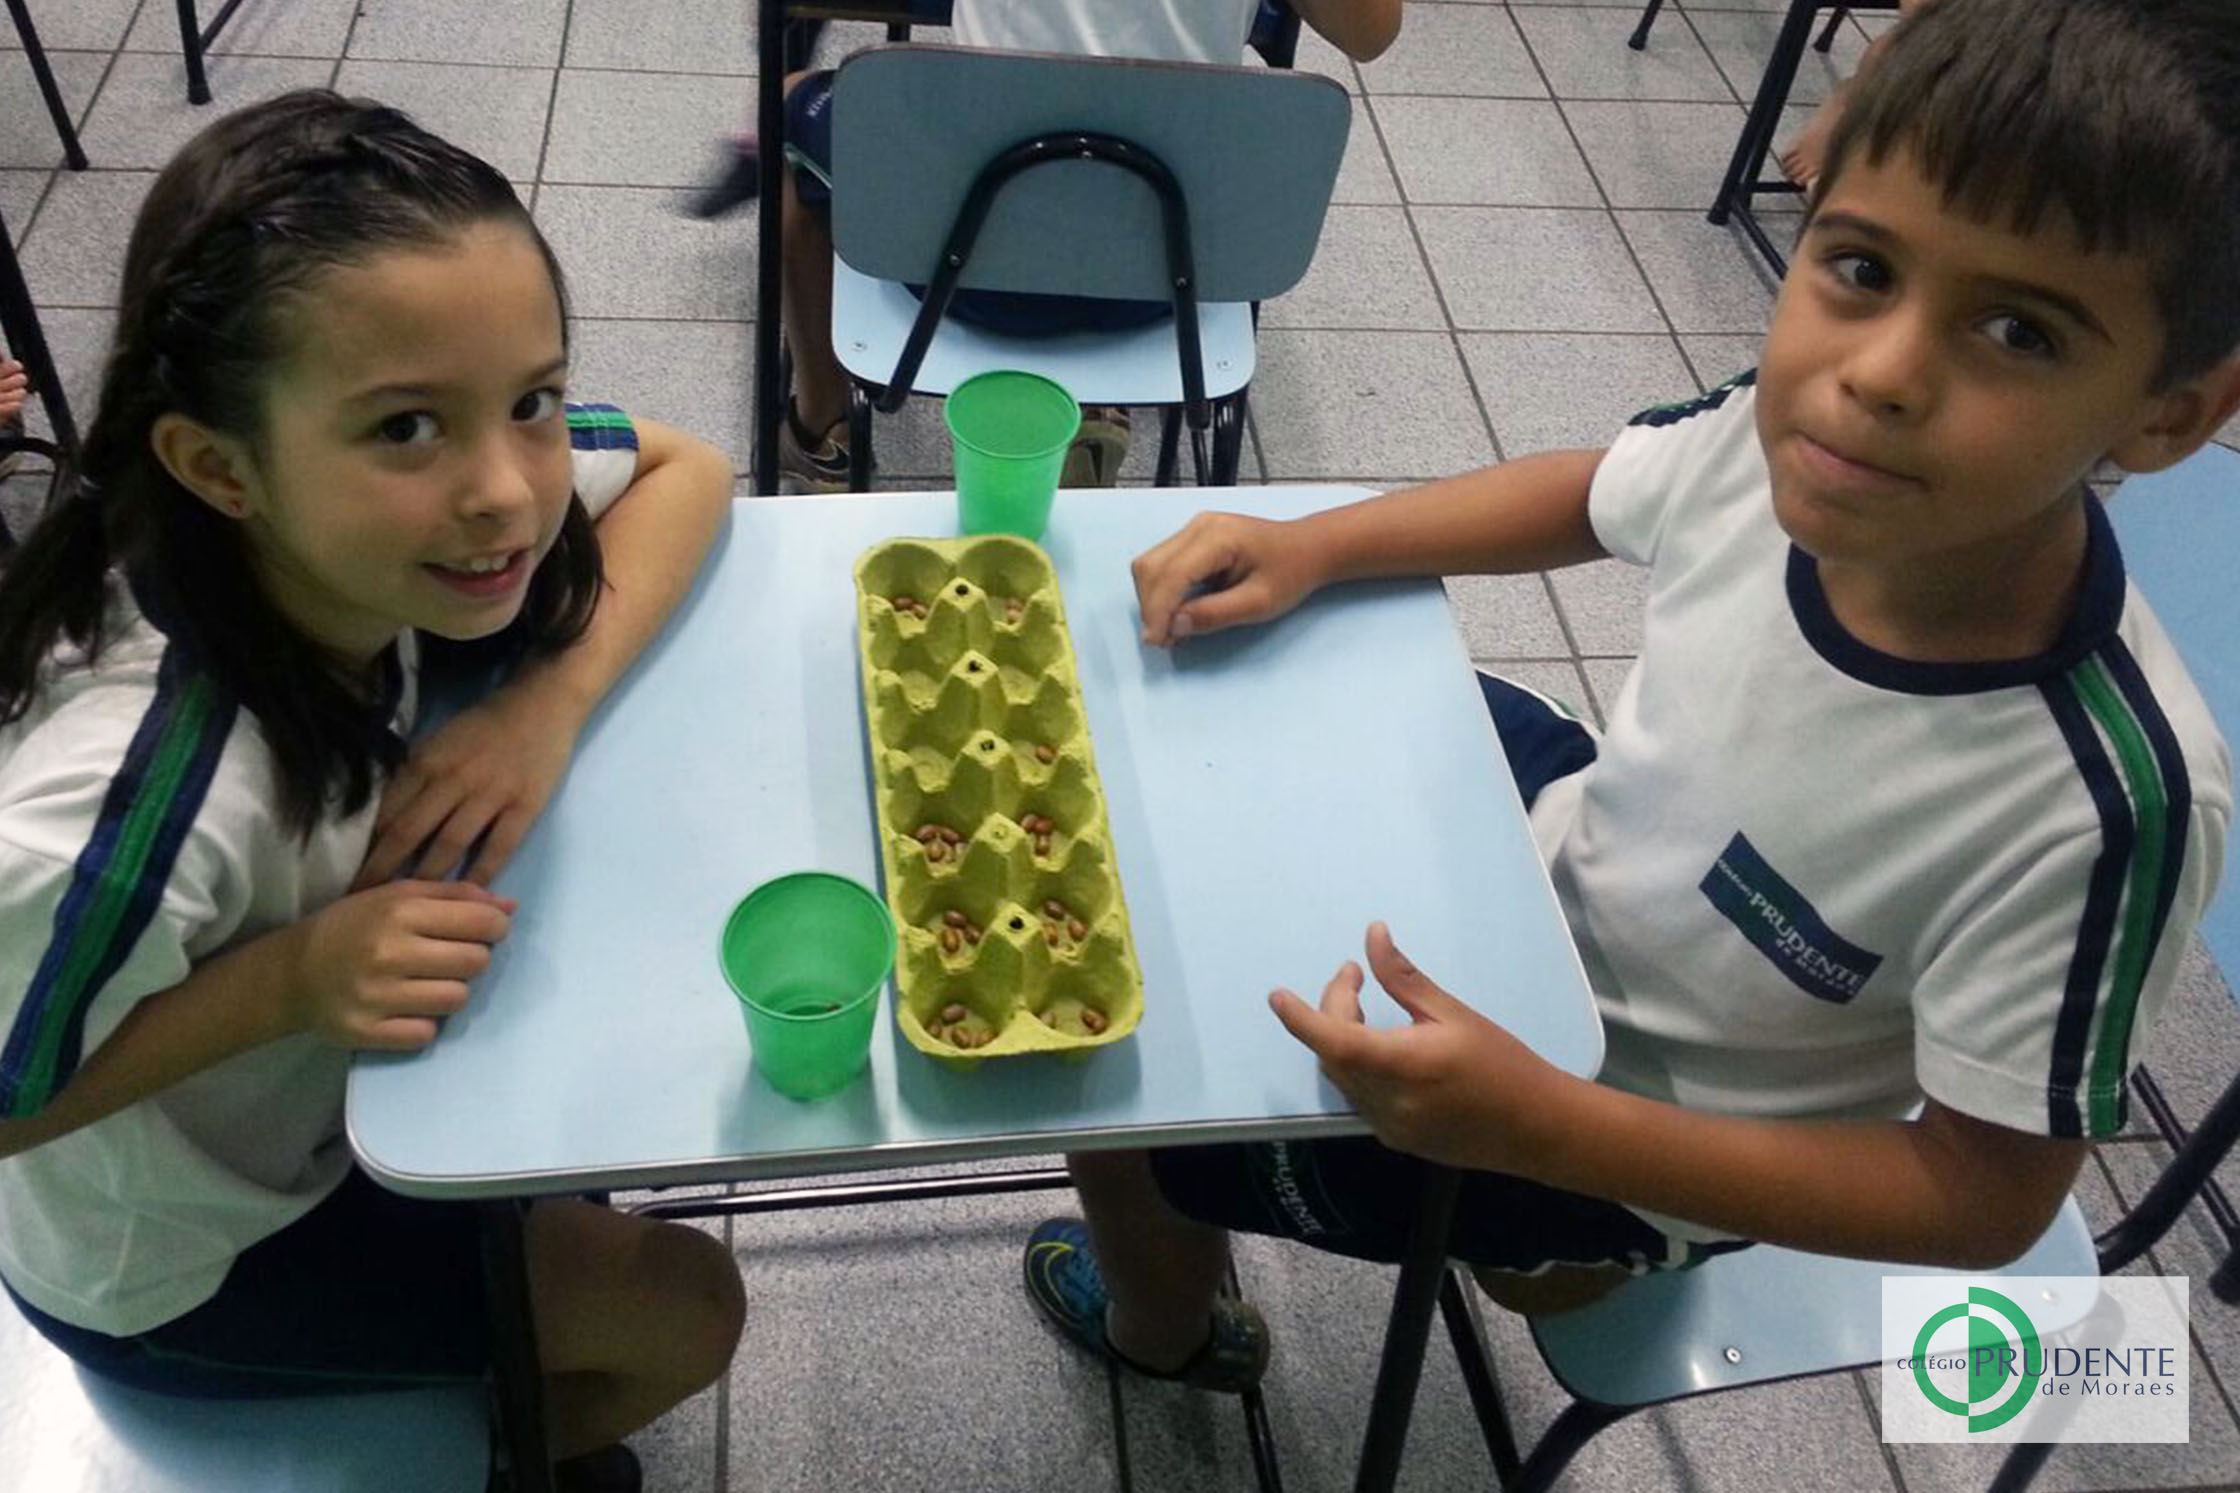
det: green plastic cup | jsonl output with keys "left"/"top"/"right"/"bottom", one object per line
{"left": 946, "top": 370, "right": 1081, "bottom": 540}
{"left": 718, "top": 873, "right": 895, "bottom": 1100}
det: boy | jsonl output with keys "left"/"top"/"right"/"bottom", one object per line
{"left": 773, "top": 0, "right": 1404, "bottom": 491}
{"left": 1022, "top": 0, "right": 2240, "bottom": 1393}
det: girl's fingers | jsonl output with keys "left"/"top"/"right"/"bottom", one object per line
{"left": 462, "top": 805, "right": 534, "bottom": 887}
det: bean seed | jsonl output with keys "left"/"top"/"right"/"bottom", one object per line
{"left": 1068, "top": 918, "right": 1086, "bottom": 941}
{"left": 939, "top": 928, "right": 961, "bottom": 954}
{"left": 895, "top": 594, "right": 917, "bottom": 611}
{"left": 1035, "top": 835, "right": 1052, "bottom": 857}
{"left": 963, "top": 926, "right": 982, "bottom": 945}
{"left": 1044, "top": 899, "right": 1066, "bottom": 918}
{"left": 942, "top": 910, "right": 968, "bottom": 928}
{"left": 1035, "top": 744, "right": 1057, "bottom": 764}
{"left": 952, "top": 1028, "right": 977, "bottom": 1049}
{"left": 940, "top": 827, "right": 964, "bottom": 845}
{"left": 1045, "top": 927, "right": 1062, "bottom": 946}
{"left": 1081, "top": 1009, "right": 1108, "bottom": 1034}
{"left": 915, "top": 825, "right": 941, "bottom": 843}
{"left": 1041, "top": 1011, "right": 1059, "bottom": 1028}
{"left": 926, "top": 840, "right": 947, "bottom": 864}
{"left": 925, "top": 1022, "right": 946, "bottom": 1042}
{"left": 942, "top": 1003, "right": 968, "bottom": 1024}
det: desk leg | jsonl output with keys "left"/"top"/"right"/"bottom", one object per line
{"left": 1353, "top": 1165, "right": 1461, "bottom": 1493}
{"left": 482, "top": 1199, "right": 554, "bottom": 1493}
{"left": 751, "top": 0, "right": 785, "bottom": 496}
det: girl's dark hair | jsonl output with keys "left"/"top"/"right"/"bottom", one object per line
{"left": 0, "top": 91, "right": 601, "bottom": 834}
{"left": 1817, "top": 0, "right": 2240, "bottom": 390}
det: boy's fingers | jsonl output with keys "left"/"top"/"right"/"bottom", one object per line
{"left": 1271, "top": 986, "right": 1373, "bottom": 1070}
{"left": 1318, "top": 960, "right": 1366, "bottom": 1024}
{"left": 1136, "top": 532, "right": 1243, "bottom": 646}
{"left": 1365, "top": 922, "right": 1464, "bottom": 1025}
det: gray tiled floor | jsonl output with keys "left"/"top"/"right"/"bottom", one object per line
{"left": 4, "top": 1, "right": 2238, "bottom": 1489}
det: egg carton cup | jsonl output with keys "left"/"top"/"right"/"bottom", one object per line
{"left": 855, "top": 535, "right": 1145, "bottom": 1064}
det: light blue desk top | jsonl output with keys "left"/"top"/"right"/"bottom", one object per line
{"left": 347, "top": 486, "right": 1600, "bottom": 1197}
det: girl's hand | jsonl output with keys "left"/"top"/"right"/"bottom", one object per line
{"left": 284, "top": 880, "right": 515, "bottom": 1051}
{"left": 355, "top": 685, "right": 584, "bottom": 889}
{"left": 0, "top": 359, "right": 28, "bottom": 422}
{"left": 1129, "top": 512, "right": 1330, "bottom": 647}
{"left": 1269, "top": 922, "right": 1564, "bottom": 1175}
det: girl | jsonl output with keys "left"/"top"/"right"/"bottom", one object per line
{"left": 0, "top": 92, "right": 741, "bottom": 1490}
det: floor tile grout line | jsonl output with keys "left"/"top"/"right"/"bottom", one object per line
{"left": 530, "top": 5, "right": 576, "bottom": 196}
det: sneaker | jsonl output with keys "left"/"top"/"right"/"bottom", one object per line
{"left": 1022, "top": 1217, "right": 1270, "bottom": 1393}
{"left": 775, "top": 403, "right": 852, "bottom": 493}
{"left": 1062, "top": 405, "right": 1130, "bottom": 488}
{"left": 687, "top": 141, "right": 761, "bottom": 221}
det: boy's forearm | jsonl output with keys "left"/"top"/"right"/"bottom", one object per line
{"left": 508, "top": 425, "right": 731, "bottom": 728}
{"left": 0, "top": 931, "right": 301, "bottom": 1161}
{"left": 1511, "top": 1074, "right": 2083, "bottom": 1269}
{"left": 1298, "top": 449, "right": 1609, "bottom": 589}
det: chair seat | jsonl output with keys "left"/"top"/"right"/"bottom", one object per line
{"left": 830, "top": 258, "right": 1256, "bottom": 404}
{"left": 1529, "top": 1197, "right": 2099, "bottom": 1409}
{"left": 0, "top": 1301, "right": 489, "bottom": 1492}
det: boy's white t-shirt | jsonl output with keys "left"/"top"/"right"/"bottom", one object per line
{"left": 950, "top": 0, "right": 1259, "bottom": 61}
{"left": 1536, "top": 376, "right": 2230, "bottom": 1241}
{"left": 0, "top": 408, "right": 639, "bottom": 1335}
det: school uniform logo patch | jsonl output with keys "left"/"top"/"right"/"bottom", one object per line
{"left": 1700, "top": 833, "right": 1882, "bottom": 1003}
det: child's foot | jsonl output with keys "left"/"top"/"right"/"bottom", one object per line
{"left": 1062, "top": 406, "right": 1130, "bottom": 488}
{"left": 687, "top": 140, "right": 760, "bottom": 220}
{"left": 1022, "top": 1217, "right": 1269, "bottom": 1393}
{"left": 775, "top": 401, "right": 852, "bottom": 493}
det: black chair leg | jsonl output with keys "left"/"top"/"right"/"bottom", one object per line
{"left": 1212, "top": 393, "right": 1248, "bottom": 487}
{"left": 1988, "top": 1438, "right": 2058, "bottom": 1493}
{"left": 5, "top": 0, "right": 89, "bottom": 170}
{"left": 175, "top": 0, "right": 210, "bottom": 105}
{"left": 846, "top": 385, "right": 873, "bottom": 492}
{"left": 0, "top": 211, "right": 79, "bottom": 462}
{"left": 1438, "top": 1269, "right": 1522, "bottom": 1483}
{"left": 1510, "top": 1400, "right": 1638, "bottom": 1493}
{"left": 1709, "top": 0, "right": 1819, "bottom": 229}
{"left": 1629, "top": 0, "right": 1665, "bottom": 51}
{"left": 1814, "top": 5, "right": 1849, "bottom": 52}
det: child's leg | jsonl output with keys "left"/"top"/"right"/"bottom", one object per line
{"left": 526, "top": 1201, "right": 746, "bottom": 1458}
{"left": 1777, "top": 0, "right": 1924, "bottom": 190}
{"left": 1068, "top": 1148, "right": 1231, "bottom": 1369}
{"left": 777, "top": 71, "right": 850, "bottom": 437}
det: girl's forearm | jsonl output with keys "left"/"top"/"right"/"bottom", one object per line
{"left": 1298, "top": 449, "right": 1610, "bottom": 588}
{"left": 0, "top": 928, "right": 303, "bottom": 1161}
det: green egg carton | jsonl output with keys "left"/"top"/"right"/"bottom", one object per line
{"left": 853, "top": 534, "right": 1144, "bottom": 1065}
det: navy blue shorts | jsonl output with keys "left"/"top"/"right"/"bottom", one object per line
{"left": 1149, "top": 672, "right": 1751, "bottom": 1274}
{"left": 786, "top": 70, "right": 1172, "bottom": 337}
{"left": 3, "top": 1166, "right": 491, "bottom": 1398}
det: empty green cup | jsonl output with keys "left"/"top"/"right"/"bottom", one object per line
{"left": 946, "top": 370, "right": 1081, "bottom": 541}
{"left": 718, "top": 873, "right": 895, "bottom": 1100}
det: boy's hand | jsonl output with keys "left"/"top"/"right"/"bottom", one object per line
{"left": 356, "top": 685, "right": 584, "bottom": 889}
{"left": 1270, "top": 922, "right": 1563, "bottom": 1174}
{"left": 284, "top": 880, "right": 515, "bottom": 1051}
{"left": 1130, "top": 511, "right": 1328, "bottom": 646}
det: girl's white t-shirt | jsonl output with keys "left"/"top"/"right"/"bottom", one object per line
{"left": 0, "top": 416, "right": 638, "bottom": 1335}
{"left": 951, "top": 0, "right": 1259, "bottom": 61}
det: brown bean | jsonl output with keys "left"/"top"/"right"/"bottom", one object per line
{"left": 1081, "top": 1009, "right": 1108, "bottom": 1034}
{"left": 940, "top": 827, "right": 965, "bottom": 845}
{"left": 1044, "top": 899, "right": 1066, "bottom": 918}
{"left": 925, "top": 840, "right": 947, "bottom": 863}
{"left": 1068, "top": 918, "right": 1087, "bottom": 941}
{"left": 942, "top": 909, "right": 968, "bottom": 928}
{"left": 939, "top": 927, "right": 961, "bottom": 954}
{"left": 1041, "top": 1011, "right": 1059, "bottom": 1028}
{"left": 1044, "top": 927, "right": 1062, "bottom": 947}
{"left": 952, "top": 1028, "right": 978, "bottom": 1050}
{"left": 914, "top": 825, "right": 941, "bottom": 844}
{"left": 894, "top": 594, "right": 917, "bottom": 611}
{"left": 1035, "top": 744, "right": 1057, "bottom": 764}
{"left": 942, "top": 1003, "right": 968, "bottom": 1024}
{"left": 1035, "top": 835, "right": 1053, "bottom": 858}
{"left": 963, "top": 925, "right": 982, "bottom": 945}
{"left": 924, "top": 1022, "right": 946, "bottom": 1042}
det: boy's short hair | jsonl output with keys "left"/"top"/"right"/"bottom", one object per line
{"left": 1818, "top": 0, "right": 2240, "bottom": 389}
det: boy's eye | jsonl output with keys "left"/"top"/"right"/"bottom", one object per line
{"left": 1982, "top": 313, "right": 2057, "bottom": 359}
{"left": 512, "top": 387, "right": 564, "bottom": 423}
{"left": 1826, "top": 252, "right": 1893, "bottom": 294}
{"left": 374, "top": 411, "right": 440, "bottom": 446}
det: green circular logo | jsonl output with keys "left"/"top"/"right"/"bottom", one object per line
{"left": 1910, "top": 1286, "right": 2042, "bottom": 1432}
